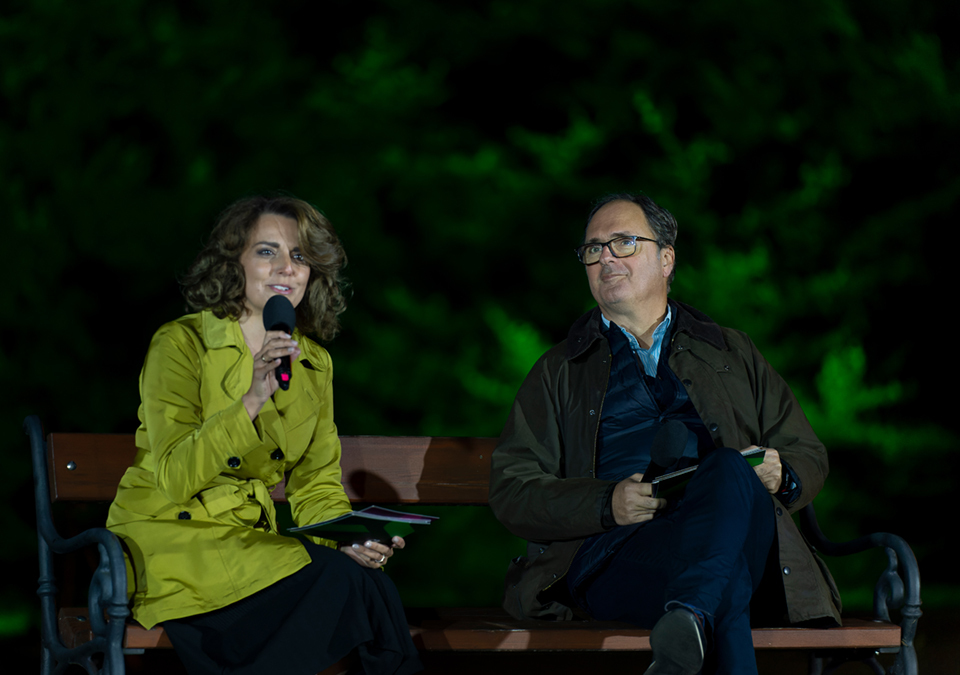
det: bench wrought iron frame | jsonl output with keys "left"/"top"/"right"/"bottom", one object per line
{"left": 25, "top": 415, "right": 921, "bottom": 675}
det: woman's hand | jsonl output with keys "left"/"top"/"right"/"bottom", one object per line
{"left": 340, "top": 536, "right": 405, "bottom": 569}
{"left": 242, "top": 330, "right": 301, "bottom": 420}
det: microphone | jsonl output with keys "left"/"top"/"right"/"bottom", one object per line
{"left": 262, "top": 295, "right": 296, "bottom": 391}
{"left": 640, "top": 420, "right": 688, "bottom": 483}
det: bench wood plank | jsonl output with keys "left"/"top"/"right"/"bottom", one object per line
{"left": 46, "top": 434, "right": 496, "bottom": 504}
{"left": 60, "top": 608, "right": 900, "bottom": 653}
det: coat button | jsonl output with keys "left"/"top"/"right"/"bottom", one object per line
{"left": 178, "top": 511, "right": 191, "bottom": 520}
{"left": 782, "top": 566, "right": 791, "bottom": 575}
{"left": 776, "top": 507, "right": 783, "bottom": 516}
{"left": 682, "top": 379, "right": 692, "bottom": 386}
{"left": 709, "top": 423, "right": 719, "bottom": 432}
{"left": 270, "top": 449, "right": 284, "bottom": 461}
{"left": 227, "top": 456, "right": 241, "bottom": 468}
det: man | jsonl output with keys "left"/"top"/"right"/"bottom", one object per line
{"left": 489, "top": 194, "right": 841, "bottom": 675}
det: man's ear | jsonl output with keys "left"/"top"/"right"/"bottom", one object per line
{"left": 660, "top": 246, "right": 676, "bottom": 278}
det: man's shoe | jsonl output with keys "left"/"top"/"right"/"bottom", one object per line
{"left": 643, "top": 608, "right": 705, "bottom": 675}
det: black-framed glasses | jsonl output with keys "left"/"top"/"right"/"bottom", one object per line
{"left": 574, "top": 235, "right": 658, "bottom": 265}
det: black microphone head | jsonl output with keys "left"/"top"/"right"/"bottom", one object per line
{"left": 650, "top": 420, "right": 688, "bottom": 468}
{"left": 263, "top": 295, "right": 296, "bottom": 333}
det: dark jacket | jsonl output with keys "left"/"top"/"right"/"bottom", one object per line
{"left": 489, "top": 302, "right": 842, "bottom": 624}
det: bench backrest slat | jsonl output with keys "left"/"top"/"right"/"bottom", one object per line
{"left": 46, "top": 433, "right": 496, "bottom": 505}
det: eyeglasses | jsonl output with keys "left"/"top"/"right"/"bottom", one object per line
{"left": 574, "top": 235, "right": 659, "bottom": 265}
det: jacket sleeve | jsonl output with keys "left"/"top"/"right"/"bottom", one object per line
{"left": 285, "top": 348, "right": 353, "bottom": 531}
{"left": 745, "top": 337, "right": 829, "bottom": 513}
{"left": 489, "top": 352, "right": 616, "bottom": 542}
{"left": 140, "top": 322, "right": 266, "bottom": 505}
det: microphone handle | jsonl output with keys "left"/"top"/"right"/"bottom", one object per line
{"left": 266, "top": 320, "right": 294, "bottom": 391}
{"left": 275, "top": 355, "right": 292, "bottom": 391}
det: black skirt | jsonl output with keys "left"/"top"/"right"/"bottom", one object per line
{"left": 162, "top": 541, "right": 423, "bottom": 675}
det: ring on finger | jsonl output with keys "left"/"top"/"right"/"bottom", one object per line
{"left": 261, "top": 355, "right": 269, "bottom": 363}
{"left": 377, "top": 554, "right": 386, "bottom": 564}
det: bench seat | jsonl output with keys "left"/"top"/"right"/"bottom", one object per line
{"left": 59, "top": 606, "right": 901, "bottom": 653}
{"left": 27, "top": 419, "right": 921, "bottom": 674}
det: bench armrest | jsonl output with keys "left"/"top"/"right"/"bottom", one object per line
{"left": 25, "top": 415, "right": 129, "bottom": 675}
{"left": 799, "top": 502, "right": 921, "bottom": 675}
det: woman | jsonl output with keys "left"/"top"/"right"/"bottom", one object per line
{"left": 107, "top": 195, "right": 422, "bottom": 675}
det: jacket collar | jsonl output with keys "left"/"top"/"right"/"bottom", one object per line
{"left": 670, "top": 300, "right": 727, "bottom": 351}
{"left": 201, "top": 310, "right": 245, "bottom": 349}
{"left": 565, "top": 299, "right": 727, "bottom": 360}
{"left": 200, "top": 310, "right": 305, "bottom": 350}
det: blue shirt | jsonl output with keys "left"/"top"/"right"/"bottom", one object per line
{"left": 600, "top": 305, "right": 673, "bottom": 378}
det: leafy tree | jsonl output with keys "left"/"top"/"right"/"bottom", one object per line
{"left": 1, "top": 0, "right": 956, "bottom": 640}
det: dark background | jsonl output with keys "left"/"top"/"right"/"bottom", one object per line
{"left": 2, "top": 0, "right": 957, "bottom": 671}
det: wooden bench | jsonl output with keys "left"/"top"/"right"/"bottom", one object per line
{"left": 25, "top": 415, "right": 921, "bottom": 674}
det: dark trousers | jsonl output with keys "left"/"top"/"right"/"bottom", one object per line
{"left": 164, "top": 542, "right": 422, "bottom": 675}
{"left": 574, "top": 447, "right": 776, "bottom": 675}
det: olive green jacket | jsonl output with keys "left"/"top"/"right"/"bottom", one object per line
{"left": 489, "top": 302, "right": 841, "bottom": 625}
{"left": 107, "top": 311, "right": 351, "bottom": 629}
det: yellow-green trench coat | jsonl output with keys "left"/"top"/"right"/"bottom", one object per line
{"left": 107, "top": 311, "right": 351, "bottom": 629}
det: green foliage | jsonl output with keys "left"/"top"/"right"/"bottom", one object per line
{"left": 2, "top": 0, "right": 957, "bottom": 630}
{"left": 0, "top": 607, "right": 31, "bottom": 639}
{"left": 458, "top": 305, "right": 551, "bottom": 407}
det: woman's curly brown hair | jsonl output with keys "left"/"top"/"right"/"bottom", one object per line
{"left": 181, "top": 194, "right": 348, "bottom": 341}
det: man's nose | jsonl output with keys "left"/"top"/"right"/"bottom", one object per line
{"left": 598, "top": 242, "right": 618, "bottom": 264}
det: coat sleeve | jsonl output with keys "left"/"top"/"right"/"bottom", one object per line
{"left": 489, "top": 351, "right": 616, "bottom": 542}
{"left": 140, "top": 322, "right": 266, "bottom": 505}
{"left": 744, "top": 337, "right": 829, "bottom": 513}
{"left": 284, "top": 347, "right": 353, "bottom": 532}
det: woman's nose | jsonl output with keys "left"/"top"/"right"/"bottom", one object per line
{"left": 274, "top": 253, "right": 294, "bottom": 274}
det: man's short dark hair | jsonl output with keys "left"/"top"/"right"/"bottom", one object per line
{"left": 586, "top": 192, "right": 678, "bottom": 286}
{"left": 586, "top": 192, "right": 678, "bottom": 249}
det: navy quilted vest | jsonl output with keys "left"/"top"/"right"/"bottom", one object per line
{"left": 595, "top": 322, "right": 711, "bottom": 482}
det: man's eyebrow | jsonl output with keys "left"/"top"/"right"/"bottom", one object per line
{"left": 584, "top": 231, "right": 638, "bottom": 244}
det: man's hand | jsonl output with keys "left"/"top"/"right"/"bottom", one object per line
{"left": 751, "top": 446, "right": 783, "bottom": 494}
{"left": 612, "top": 473, "right": 668, "bottom": 525}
